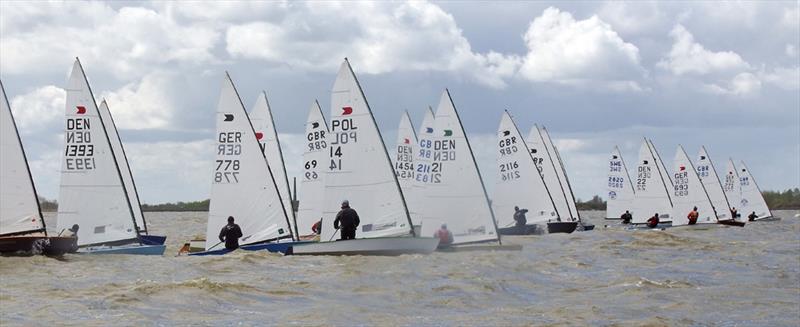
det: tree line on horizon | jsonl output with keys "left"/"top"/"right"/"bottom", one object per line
{"left": 37, "top": 188, "right": 800, "bottom": 212}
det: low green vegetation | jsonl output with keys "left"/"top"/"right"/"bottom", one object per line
{"left": 761, "top": 188, "right": 800, "bottom": 210}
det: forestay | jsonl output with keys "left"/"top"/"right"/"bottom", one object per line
{"left": 522, "top": 125, "right": 562, "bottom": 223}
{"left": 320, "top": 59, "right": 412, "bottom": 241}
{"left": 419, "top": 90, "right": 498, "bottom": 245}
{"left": 540, "top": 127, "right": 579, "bottom": 221}
{"left": 394, "top": 111, "right": 418, "bottom": 224}
{"left": 695, "top": 147, "right": 731, "bottom": 219}
{"left": 297, "top": 101, "right": 328, "bottom": 237}
{"left": 738, "top": 160, "right": 771, "bottom": 219}
{"left": 722, "top": 159, "right": 743, "bottom": 219}
{"left": 0, "top": 80, "right": 45, "bottom": 236}
{"left": 632, "top": 140, "right": 673, "bottom": 224}
{"left": 249, "top": 92, "right": 296, "bottom": 236}
{"left": 97, "top": 100, "right": 148, "bottom": 234}
{"left": 671, "top": 146, "right": 717, "bottom": 226}
{"left": 606, "top": 146, "right": 635, "bottom": 219}
{"left": 205, "top": 74, "right": 292, "bottom": 250}
{"left": 411, "top": 107, "right": 436, "bottom": 225}
{"left": 493, "top": 112, "right": 559, "bottom": 228}
{"left": 56, "top": 59, "right": 138, "bottom": 246}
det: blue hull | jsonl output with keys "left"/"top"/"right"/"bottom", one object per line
{"left": 79, "top": 244, "right": 166, "bottom": 255}
{"left": 188, "top": 241, "right": 315, "bottom": 256}
{"left": 139, "top": 235, "right": 167, "bottom": 245}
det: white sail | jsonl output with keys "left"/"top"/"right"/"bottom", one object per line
{"left": 249, "top": 92, "right": 296, "bottom": 236}
{"left": 632, "top": 140, "right": 673, "bottom": 224}
{"left": 320, "top": 59, "right": 412, "bottom": 241}
{"left": 671, "top": 146, "right": 717, "bottom": 226}
{"left": 606, "top": 146, "right": 635, "bottom": 219}
{"left": 695, "top": 147, "right": 731, "bottom": 219}
{"left": 97, "top": 100, "right": 148, "bottom": 233}
{"left": 493, "top": 112, "right": 559, "bottom": 228}
{"left": 56, "top": 59, "right": 139, "bottom": 246}
{"left": 540, "top": 127, "right": 580, "bottom": 221}
{"left": 0, "top": 80, "right": 45, "bottom": 236}
{"left": 522, "top": 125, "right": 562, "bottom": 222}
{"left": 738, "top": 160, "right": 772, "bottom": 219}
{"left": 411, "top": 107, "right": 436, "bottom": 225}
{"left": 722, "top": 159, "right": 743, "bottom": 219}
{"left": 394, "top": 111, "right": 418, "bottom": 223}
{"left": 297, "top": 101, "right": 329, "bottom": 236}
{"left": 649, "top": 139, "right": 674, "bottom": 189}
{"left": 205, "top": 74, "right": 292, "bottom": 250}
{"left": 419, "top": 90, "right": 498, "bottom": 244}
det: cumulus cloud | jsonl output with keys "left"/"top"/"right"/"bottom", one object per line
{"left": 517, "top": 7, "right": 646, "bottom": 91}
{"left": 225, "top": 1, "right": 520, "bottom": 89}
{"left": 786, "top": 44, "right": 798, "bottom": 58}
{"left": 760, "top": 66, "right": 800, "bottom": 90}
{"left": 702, "top": 72, "right": 762, "bottom": 96}
{"left": 99, "top": 73, "right": 176, "bottom": 130}
{"left": 9, "top": 85, "right": 64, "bottom": 134}
{"left": 657, "top": 24, "right": 750, "bottom": 76}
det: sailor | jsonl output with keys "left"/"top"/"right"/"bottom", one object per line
{"left": 646, "top": 213, "right": 660, "bottom": 228}
{"left": 60, "top": 224, "right": 79, "bottom": 237}
{"left": 687, "top": 207, "right": 699, "bottom": 225}
{"left": 513, "top": 206, "right": 528, "bottom": 227}
{"left": 748, "top": 211, "right": 758, "bottom": 221}
{"left": 219, "top": 216, "right": 243, "bottom": 250}
{"left": 177, "top": 243, "right": 191, "bottom": 256}
{"left": 434, "top": 224, "right": 454, "bottom": 246}
{"left": 620, "top": 210, "right": 632, "bottom": 224}
{"left": 730, "top": 207, "right": 739, "bottom": 219}
{"left": 311, "top": 219, "right": 322, "bottom": 235}
{"left": 334, "top": 200, "right": 360, "bottom": 240}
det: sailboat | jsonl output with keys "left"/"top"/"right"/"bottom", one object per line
{"left": 410, "top": 107, "right": 437, "bottom": 229}
{"left": 695, "top": 147, "right": 739, "bottom": 224}
{"left": 539, "top": 127, "right": 591, "bottom": 232}
{"left": 55, "top": 59, "right": 165, "bottom": 255}
{"left": 0, "top": 80, "right": 77, "bottom": 255}
{"left": 737, "top": 160, "right": 772, "bottom": 221}
{"left": 394, "top": 110, "right": 419, "bottom": 227}
{"left": 493, "top": 112, "right": 559, "bottom": 235}
{"left": 670, "top": 145, "right": 718, "bottom": 227}
{"left": 287, "top": 59, "right": 438, "bottom": 255}
{"left": 249, "top": 92, "right": 297, "bottom": 236}
{"left": 192, "top": 74, "right": 296, "bottom": 256}
{"left": 606, "top": 146, "right": 635, "bottom": 220}
{"left": 631, "top": 139, "right": 673, "bottom": 227}
{"left": 722, "top": 159, "right": 744, "bottom": 221}
{"left": 296, "top": 100, "right": 328, "bottom": 240}
{"left": 648, "top": 138, "right": 674, "bottom": 223}
{"left": 98, "top": 100, "right": 167, "bottom": 245}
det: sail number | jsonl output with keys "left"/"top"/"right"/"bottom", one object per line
{"left": 723, "top": 174, "right": 736, "bottom": 191}
{"left": 215, "top": 132, "right": 242, "bottom": 184}
{"left": 608, "top": 176, "right": 625, "bottom": 189}
{"left": 498, "top": 136, "right": 518, "bottom": 156}
{"left": 696, "top": 164, "right": 710, "bottom": 177}
{"left": 673, "top": 171, "right": 689, "bottom": 197}
{"left": 64, "top": 118, "right": 95, "bottom": 170}
{"left": 609, "top": 160, "right": 622, "bottom": 172}
{"left": 395, "top": 145, "right": 414, "bottom": 179}
{"left": 328, "top": 118, "right": 358, "bottom": 171}
{"left": 499, "top": 161, "right": 521, "bottom": 181}
{"left": 307, "top": 130, "right": 327, "bottom": 151}
{"left": 214, "top": 160, "right": 240, "bottom": 183}
{"left": 636, "top": 166, "right": 651, "bottom": 191}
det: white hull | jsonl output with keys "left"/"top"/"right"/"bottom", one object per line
{"left": 287, "top": 237, "right": 439, "bottom": 256}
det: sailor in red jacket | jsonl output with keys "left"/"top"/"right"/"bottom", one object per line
{"left": 647, "top": 213, "right": 660, "bottom": 228}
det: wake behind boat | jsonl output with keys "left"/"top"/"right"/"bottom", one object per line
{"left": 286, "top": 236, "right": 439, "bottom": 256}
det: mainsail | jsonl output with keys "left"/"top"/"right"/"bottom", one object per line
{"left": 632, "top": 139, "right": 673, "bottom": 224}
{"left": 493, "top": 112, "right": 559, "bottom": 228}
{"left": 394, "top": 111, "right": 418, "bottom": 223}
{"left": 205, "top": 74, "right": 292, "bottom": 250}
{"left": 97, "top": 100, "right": 148, "bottom": 234}
{"left": 522, "top": 125, "right": 562, "bottom": 222}
{"left": 671, "top": 146, "right": 717, "bottom": 226}
{"left": 320, "top": 59, "right": 413, "bottom": 241}
{"left": 722, "top": 159, "right": 743, "bottom": 219}
{"left": 738, "top": 160, "right": 772, "bottom": 219}
{"left": 411, "top": 107, "right": 436, "bottom": 225}
{"left": 606, "top": 146, "right": 635, "bottom": 219}
{"left": 649, "top": 139, "right": 674, "bottom": 189}
{"left": 419, "top": 90, "right": 498, "bottom": 244}
{"left": 297, "top": 101, "right": 328, "bottom": 236}
{"left": 540, "top": 126, "right": 579, "bottom": 221}
{"left": 0, "top": 80, "right": 46, "bottom": 236}
{"left": 695, "top": 146, "right": 731, "bottom": 219}
{"left": 249, "top": 92, "right": 296, "bottom": 236}
{"left": 56, "top": 59, "right": 139, "bottom": 246}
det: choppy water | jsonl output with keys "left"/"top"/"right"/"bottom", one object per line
{"left": 1, "top": 210, "right": 798, "bottom": 326}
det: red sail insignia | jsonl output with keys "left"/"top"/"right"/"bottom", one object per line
{"left": 342, "top": 107, "right": 353, "bottom": 115}
{"left": 76, "top": 106, "right": 87, "bottom": 114}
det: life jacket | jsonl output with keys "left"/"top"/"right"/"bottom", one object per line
{"left": 646, "top": 217, "right": 659, "bottom": 228}
{"left": 436, "top": 229, "right": 452, "bottom": 244}
{"left": 687, "top": 211, "right": 698, "bottom": 225}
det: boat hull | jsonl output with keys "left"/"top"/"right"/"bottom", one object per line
{"left": 578, "top": 223, "right": 595, "bottom": 231}
{"left": 497, "top": 224, "right": 539, "bottom": 235}
{"left": 0, "top": 236, "right": 78, "bottom": 256}
{"left": 717, "top": 219, "right": 746, "bottom": 227}
{"left": 286, "top": 237, "right": 440, "bottom": 256}
{"left": 139, "top": 234, "right": 167, "bottom": 245}
{"left": 79, "top": 244, "right": 166, "bottom": 255}
{"left": 437, "top": 244, "right": 523, "bottom": 252}
{"left": 547, "top": 221, "right": 578, "bottom": 234}
{"left": 188, "top": 241, "right": 315, "bottom": 256}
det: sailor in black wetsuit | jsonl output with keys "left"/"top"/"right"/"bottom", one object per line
{"left": 219, "top": 216, "right": 243, "bottom": 250}
{"left": 513, "top": 206, "right": 528, "bottom": 233}
{"left": 334, "top": 200, "right": 360, "bottom": 240}
{"left": 620, "top": 211, "right": 632, "bottom": 224}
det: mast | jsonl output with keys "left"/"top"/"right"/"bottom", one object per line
{"left": 702, "top": 146, "right": 732, "bottom": 214}
{"left": 101, "top": 99, "right": 148, "bottom": 234}
{"left": 537, "top": 125, "right": 574, "bottom": 221}
{"left": 0, "top": 80, "right": 47, "bottom": 236}
{"left": 645, "top": 138, "right": 673, "bottom": 207}
{"left": 345, "top": 58, "right": 415, "bottom": 236}
{"left": 262, "top": 92, "right": 299, "bottom": 239}
{"left": 548, "top": 131, "right": 582, "bottom": 221}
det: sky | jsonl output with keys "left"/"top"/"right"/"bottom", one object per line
{"left": 1, "top": 1, "right": 798, "bottom": 204}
